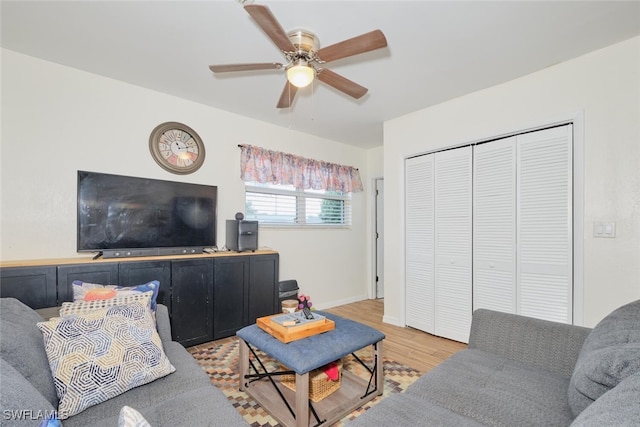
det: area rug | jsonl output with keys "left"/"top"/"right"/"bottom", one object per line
{"left": 188, "top": 337, "right": 421, "bottom": 426}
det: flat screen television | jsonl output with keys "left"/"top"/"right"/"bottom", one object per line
{"left": 77, "top": 171, "right": 217, "bottom": 258}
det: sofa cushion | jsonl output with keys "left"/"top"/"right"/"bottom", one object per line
{"left": 0, "top": 358, "right": 57, "bottom": 427}
{"left": 59, "top": 340, "right": 213, "bottom": 426}
{"left": 37, "top": 297, "right": 175, "bottom": 419}
{"left": 0, "top": 298, "right": 58, "bottom": 406}
{"left": 72, "top": 280, "right": 160, "bottom": 311}
{"left": 568, "top": 299, "right": 640, "bottom": 416}
{"left": 570, "top": 372, "right": 640, "bottom": 426}
{"left": 405, "top": 348, "right": 575, "bottom": 427}
{"left": 348, "top": 392, "right": 486, "bottom": 427}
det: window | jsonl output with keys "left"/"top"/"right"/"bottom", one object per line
{"left": 245, "top": 182, "right": 352, "bottom": 227}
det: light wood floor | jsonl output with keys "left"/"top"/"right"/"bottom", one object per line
{"left": 327, "top": 299, "right": 466, "bottom": 374}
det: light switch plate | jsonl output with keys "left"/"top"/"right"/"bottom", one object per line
{"left": 593, "top": 221, "right": 616, "bottom": 238}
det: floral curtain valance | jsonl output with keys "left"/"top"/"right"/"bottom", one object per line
{"left": 239, "top": 145, "right": 363, "bottom": 193}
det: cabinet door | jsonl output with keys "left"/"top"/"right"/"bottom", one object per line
{"left": 119, "top": 261, "right": 171, "bottom": 312}
{"left": 213, "top": 257, "right": 248, "bottom": 340}
{"left": 0, "top": 266, "right": 57, "bottom": 309}
{"left": 248, "top": 254, "right": 279, "bottom": 323}
{"left": 57, "top": 263, "right": 119, "bottom": 303}
{"left": 171, "top": 259, "right": 213, "bottom": 347}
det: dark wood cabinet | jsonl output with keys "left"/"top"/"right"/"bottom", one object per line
{"left": 57, "top": 263, "right": 119, "bottom": 302}
{"left": 213, "top": 254, "right": 280, "bottom": 340}
{"left": 213, "top": 257, "right": 249, "bottom": 340}
{"left": 0, "top": 266, "right": 57, "bottom": 309}
{"left": 0, "top": 251, "right": 279, "bottom": 347}
{"left": 119, "top": 261, "right": 171, "bottom": 311}
{"left": 248, "top": 254, "right": 280, "bottom": 324}
{"left": 171, "top": 259, "right": 214, "bottom": 346}
{"left": 49, "top": 261, "right": 171, "bottom": 307}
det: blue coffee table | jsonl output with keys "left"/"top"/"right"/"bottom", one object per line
{"left": 237, "top": 311, "right": 385, "bottom": 427}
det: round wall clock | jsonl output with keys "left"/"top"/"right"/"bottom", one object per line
{"left": 149, "top": 122, "right": 205, "bottom": 174}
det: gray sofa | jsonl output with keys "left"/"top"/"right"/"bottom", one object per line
{"left": 0, "top": 298, "right": 247, "bottom": 427}
{"left": 350, "top": 299, "right": 640, "bottom": 426}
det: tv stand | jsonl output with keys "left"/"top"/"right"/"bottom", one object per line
{"left": 0, "top": 251, "right": 280, "bottom": 347}
{"left": 92, "top": 251, "right": 103, "bottom": 260}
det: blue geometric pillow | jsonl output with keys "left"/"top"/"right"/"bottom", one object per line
{"left": 37, "top": 296, "right": 175, "bottom": 419}
{"left": 71, "top": 280, "right": 160, "bottom": 311}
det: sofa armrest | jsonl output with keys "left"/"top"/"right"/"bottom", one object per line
{"left": 155, "top": 304, "right": 173, "bottom": 344}
{"left": 468, "top": 309, "right": 591, "bottom": 377}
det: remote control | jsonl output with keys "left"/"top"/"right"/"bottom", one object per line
{"left": 302, "top": 307, "right": 314, "bottom": 319}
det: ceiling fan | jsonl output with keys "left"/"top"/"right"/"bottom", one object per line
{"left": 209, "top": 4, "right": 388, "bottom": 108}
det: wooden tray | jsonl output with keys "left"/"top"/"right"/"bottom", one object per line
{"left": 257, "top": 313, "right": 335, "bottom": 343}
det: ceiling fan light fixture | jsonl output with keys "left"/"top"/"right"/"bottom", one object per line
{"left": 286, "top": 60, "right": 315, "bottom": 88}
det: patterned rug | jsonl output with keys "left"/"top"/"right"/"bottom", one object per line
{"left": 188, "top": 337, "right": 421, "bottom": 426}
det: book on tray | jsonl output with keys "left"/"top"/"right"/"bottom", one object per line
{"left": 270, "top": 311, "right": 325, "bottom": 327}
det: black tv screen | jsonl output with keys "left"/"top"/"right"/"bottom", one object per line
{"left": 77, "top": 171, "right": 217, "bottom": 256}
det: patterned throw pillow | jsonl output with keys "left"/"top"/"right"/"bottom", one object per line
{"left": 60, "top": 292, "right": 154, "bottom": 317}
{"left": 118, "top": 405, "right": 152, "bottom": 427}
{"left": 36, "top": 297, "right": 175, "bottom": 419}
{"left": 71, "top": 280, "right": 160, "bottom": 311}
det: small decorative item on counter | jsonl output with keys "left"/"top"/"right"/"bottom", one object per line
{"left": 281, "top": 299, "right": 298, "bottom": 313}
{"left": 298, "top": 294, "right": 313, "bottom": 311}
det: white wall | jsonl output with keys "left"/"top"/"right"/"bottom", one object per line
{"left": 0, "top": 49, "right": 372, "bottom": 309}
{"left": 384, "top": 37, "right": 640, "bottom": 328}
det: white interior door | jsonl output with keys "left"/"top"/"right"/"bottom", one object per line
{"left": 405, "top": 124, "right": 574, "bottom": 342}
{"left": 375, "top": 178, "right": 384, "bottom": 299}
{"left": 517, "top": 124, "right": 573, "bottom": 323}
{"left": 405, "top": 155, "right": 435, "bottom": 333}
{"left": 473, "top": 137, "right": 517, "bottom": 313}
{"left": 434, "top": 147, "right": 473, "bottom": 342}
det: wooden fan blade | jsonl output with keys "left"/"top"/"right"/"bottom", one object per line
{"left": 209, "top": 63, "right": 282, "bottom": 73}
{"left": 317, "top": 69, "right": 368, "bottom": 99}
{"left": 316, "top": 30, "right": 387, "bottom": 63}
{"left": 245, "top": 5, "right": 296, "bottom": 53}
{"left": 277, "top": 81, "right": 298, "bottom": 109}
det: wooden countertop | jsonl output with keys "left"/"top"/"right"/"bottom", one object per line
{"left": 0, "top": 249, "right": 278, "bottom": 268}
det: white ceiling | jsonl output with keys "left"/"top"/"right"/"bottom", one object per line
{"left": 2, "top": 1, "right": 640, "bottom": 149}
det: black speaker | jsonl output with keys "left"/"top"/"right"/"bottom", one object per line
{"left": 226, "top": 220, "right": 258, "bottom": 252}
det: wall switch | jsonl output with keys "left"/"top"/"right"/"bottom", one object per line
{"left": 593, "top": 221, "right": 616, "bottom": 238}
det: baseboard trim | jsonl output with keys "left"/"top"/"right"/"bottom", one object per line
{"left": 382, "top": 314, "right": 403, "bottom": 327}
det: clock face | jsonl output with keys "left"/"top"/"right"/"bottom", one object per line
{"left": 149, "top": 122, "right": 205, "bottom": 174}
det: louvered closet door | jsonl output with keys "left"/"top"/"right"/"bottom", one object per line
{"left": 405, "top": 155, "right": 435, "bottom": 333}
{"left": 473, "top": 137, "right": 517, "bottom": 313}
{"left": 434, "top": 147, "right": 472, "bottom": 342}
{"left": 517, "top": 125, "right": 573, "bottom": 323}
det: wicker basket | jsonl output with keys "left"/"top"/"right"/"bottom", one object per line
{"left": 280, "top": 359, "right": 343, "bottom": 402}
